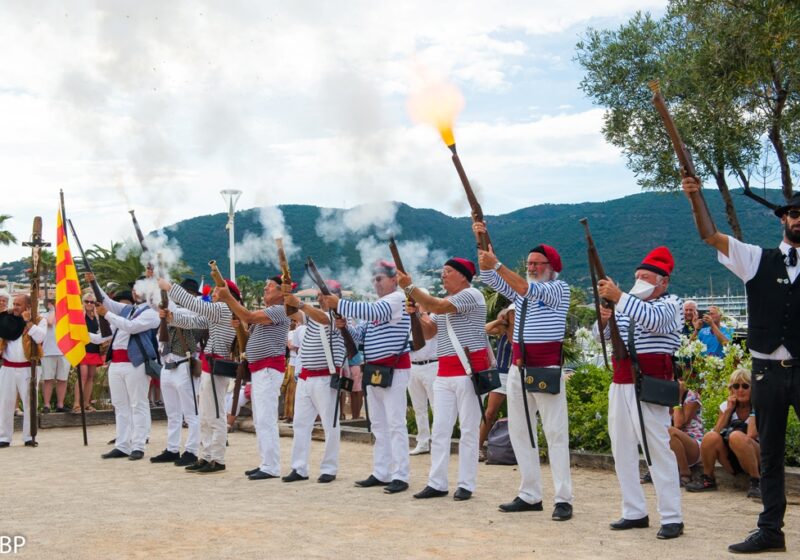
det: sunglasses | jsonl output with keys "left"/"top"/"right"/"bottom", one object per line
{"left": 730, "top": 383, "right": 750, "bottom": 390}
{"left": 84, "top": 301, "right": 97, "bottom": 305}
{"left": 372, "top": 275, "right": 387, "bottom": 283}
{"left": 784, "top": 209, "right": 800, "bottom": 219}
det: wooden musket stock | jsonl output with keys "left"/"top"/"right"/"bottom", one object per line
{"left": 304, "top": 257, "right": 358, "bottom": 359}
{"left": 449, "top": 144, "right": 492, "bottom": 251}
{"left": 388, "top": 236, "right": 426, "bottom": 351}
{"left": 275, "top": 238, "right": 298, "bottom": 316}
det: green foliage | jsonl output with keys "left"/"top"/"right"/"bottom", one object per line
{"left": 83, "top": 242, "right": 192, "bottom": 294}
{"left": 566, "top": 364, "right": 613, "bottom": 453}
{"left": 0, "top": 214, "right": 17, "bottom": 246}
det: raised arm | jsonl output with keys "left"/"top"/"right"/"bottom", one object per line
{"left": 681, "top": 177, "right": 730, "bottom": 256}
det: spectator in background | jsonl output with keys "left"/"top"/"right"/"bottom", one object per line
{"left": 693, "top": 306, "right": 732, "bottom": 357}
{"left": 283, "top": 313, "right": 307, "bottom": 423}
{"left": 682, "top": 300, "right": 698, "bottom": 336}
{"left": 478, "top": 304, "right": 514, "bottom": 462}
{"left": 0, "top": 290, "right": 9, "bottom": 313}
{"left": 344, "top": 347, "right": 364, "bottom": 421}
{"left": 408, "top": 293, "right": 437, "bottom": 456}
{"left": 667, "top": 379, "right": 704, "bottom": 487}
{"left": 74, "top": 292, "right": 109, "bottom": 413}
{"left": 41, "top": 300, "right": 70, "bottom": 412}
{"left": 686, "top": 368, "right": 760, "bottom": 500}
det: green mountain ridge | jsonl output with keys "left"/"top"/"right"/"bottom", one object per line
{"left": 1, "top": 189, "right": 786, "bottom": 295}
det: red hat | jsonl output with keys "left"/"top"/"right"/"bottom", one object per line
{"left": 529, "top": 244, "right": 562, "bottom": 273}
{"left": 445, "top": 257, "right": 476, "bottom": 282}
{"left": 637, "top": 246, "right": 674, "bottom": 277}
{"left": 325, "top": 279, "right": 342, "bottom": 295}
{"left": 270, "top": 275, "right": 298, "bottom": 290}
{"left": 372, "top": 260, "right": 397, "bottom": 277}
{"left": 225, "top": 279, "right": 242, "bottom": 302}
{"left": 202, "top": 284, "right": 212, "bottom": 296}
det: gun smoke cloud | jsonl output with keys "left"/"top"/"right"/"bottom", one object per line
{"left": 234, "top": 206, "right": 299, "bottom": 271}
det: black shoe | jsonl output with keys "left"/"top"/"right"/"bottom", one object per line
{"left": 107, "top": 438, "right": 116, "bottom": 445}
{"left": 101, "top": 448, "right": 129, "bottom": 459}
{"left": 746, "top": 478, "right": 762, "bottom": 501}
{"left": 282, "top": 469, "right": 309, "bottom": 483}
{"left": 499, "top": 497, "right": 543, "bottom": 512}
{"left": 185, "top": 459, "right": 208, "bottom": 471}
{"left": 42, "top": 407, "right": 51, "bottom": 414}
{"left": 55, "top": 407, "right": 68, "bottom": 413}
{"left": 150, "top": 449, "right": 180, "bottom": 463}
{"left": 413, "top": 485, "right": 448, "bottom": 499}
{"left": 0, "top": 442, "right": 9, "bottom": 448}
{"left": 317, "top": 474, "right": 336, "bottom": 483}
{"left": 174, "top": 452, "right": 198, "bottom": 467}
{"left": 685, "top": 474, "right": 717, "bottom": 492}
{"left": 729, "top": 529, "right": 786, "bottom": 554}
{"left": 24, "top": 440, "right": 38, "bottom": 447}
{"left": 196, "top": 461, "right": 226, "bottom": 474}
{"left": 453, "top": 487, "right": 472, "bottom": 501}
{"left": 384, "top": 480, "right": 409, "bottom": 494}
{"left": 129, "top": 450, "right": 145, "bottom": 461}
{"left": 354, "top": 474, "right": 389, "bottom": 488}
{"left": 610, "top": 516, "right": 650, "bottom": 530}
{"left": 249, "top": 470, "right": 279, "bottom": 481}
{"left": 552, "top": 502, "right": 573, "bottom": 521}
{"left": 657, "top": 523, "right": 684, "bottom": 540}
{"left": 245, "top": 467, "right": 261, "bottom": 476}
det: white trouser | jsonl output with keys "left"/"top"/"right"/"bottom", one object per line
{"left": 199, "top": 373, "right": 229, "bottom": 464}
{"left": 408, "top": 362, "right": 437, "bottom": 447}
{"left": 0, "top": 366, "right": 35, "bottom": 443}
{"left": 506, "top": 365, "right": 573, "bottom": 505}
{"left": 108, "top": 361, "right": 151, "bottom": 454}
{"left": 226, "top": 385, "right": 247, "bottom": 416}
{"left": 366, "top": 368, "right": 410, "bottom": 482}
{"left": 608, "top": 383, "right": 682, "bottom": 524}
{"left": 428, "top": 375, "right": 481, "bottom": 492}
{"left": 251, "top": 366, "right": 283, "bottom": 476}
{"left": 160, "top": 362, "right": 200, "bottom": 455}
{"left": 290, "top": 376, "right": 340, "bottom": 477}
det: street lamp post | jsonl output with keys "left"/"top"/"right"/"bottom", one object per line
{"left": 220, "top": 189, "right": 242, "bottom": 281}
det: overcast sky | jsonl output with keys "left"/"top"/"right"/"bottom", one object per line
{"left": 0, "top": 0, "right": 666, "bottom": 264}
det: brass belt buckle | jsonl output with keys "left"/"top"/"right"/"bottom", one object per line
{"left": 780, "top": 359, "right": 793, "bottom": 368}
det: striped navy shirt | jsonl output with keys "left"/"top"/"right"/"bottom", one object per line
{"left": 169, "top": 284, "right": 236, "bottom": 357}
{"left": 338, "top": 291, "right": 410, "bottom": 362}
{"left": 246, "top": 305, "right": 291, "bottom": 361}
{"left": 299, "top": 313, "right": 346, "bottom": 371}
{"left": 433, "top": 287, "right": 487, "bottom": 357}
{"left": 593, "top": 292, "right": 683, "bottom": 354}
{"left": 479, "top": 270, "right": 569, "bottom": 343}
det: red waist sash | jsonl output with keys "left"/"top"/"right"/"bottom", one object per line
{"left": 249, "top": 355, "right": 286, "bottom": 373}
{"left": 201, "top": 352, "right": 226, "bottom": 374}
{"left": 438, "top": 349, "right": 490, "bottom": 377}
{"left": 367, "top": 353, "right": 411, "bottom": 370}
{"left": 111, "top": 350, "right": 130, "bottom": 363}
{"left": 3, "top": 360, "right": 31, "bottom": 368}
{"left": 612, "top": 353, "right": 673, "bottom": 384}
{"left": 299, "top": 368, "right": 332, "bottom": 380}
{"left": 511, "top": 341, "right": 562, "bottom": 367}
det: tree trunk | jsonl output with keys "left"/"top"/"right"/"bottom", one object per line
{"left": 768, "top": 64, "right": 793, "bottom": 200}
{"left": 713, "top": 169, "right": 743, "bottom": 241}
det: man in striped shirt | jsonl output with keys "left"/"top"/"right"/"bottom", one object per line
{"left": 594, "top": 247, "right": 685, "bottom": 540}
{"left": 321, "top": 261, "right": 412, "bottom": 494}
{"left": 474, "top": 221, "right": 574, "bottom": 521}
{"left": 398, "top": 257, "right": 486, "bottom": 502}
{"left": 283, "top": 280, "right": 346, "bottom": 483}
{"left": 159, "top": 277, "right": 239, "bottom": 475}
{"left": 216, "top": 276, "right": 293, "bottom": 481}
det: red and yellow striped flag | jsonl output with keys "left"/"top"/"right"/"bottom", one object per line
{"left": 55, "top": 204, "right": 89, "bottom": 365}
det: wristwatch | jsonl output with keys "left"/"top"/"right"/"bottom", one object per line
{"left": 493, "top": 261, "right": 502, "bottom": 271}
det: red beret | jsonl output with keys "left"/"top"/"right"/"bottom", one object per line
{"left": 445, "top": 257, "right": 476, "bottom": 281}
{"left": 529, "top": 244, "right": 562, "bottom": 273}
{"left": 225, "top": 279, "right": 241, "bottom": 301}
{"left": 637, "top": 246, "right": 674, "bottom": 277}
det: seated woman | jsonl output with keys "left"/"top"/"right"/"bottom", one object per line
{"left": 685, "top": 368, "right": 760, "bottom": 500}
{"left": 668, "top": 379, "right": 704, "bottom": 487}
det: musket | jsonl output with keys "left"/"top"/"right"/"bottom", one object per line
{"left": 648, "top": 81, "right": 717, "bottom": 240}
{"left": 304, "top": 257, "right": 358, "bottom": 358}
{"left": 23, "top": 216, "right": 50, "bottom": 447}
{"left": 388, "top": 236, "right": 425, "bottom": 351}
{"left": 129, "top": 209, "right": 154, "bottom": 272}
{"left": 579, "top": 218, "right": 628, "bottom": 364}
{"left": 209, "top": 259, "right": 250, "bottom": 418}
{"left": 66, "top": 219, "right": 113, "bottom": 338}
{"left": 447, "top": 143, "right": 492, "bottom": 251}
{"left": 275, "top": 238, "right": 298, "bottom": 316}
{"left": 157, "top": 253, "right": 171, "bottom": 356}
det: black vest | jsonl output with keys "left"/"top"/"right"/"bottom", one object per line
{"left": 85, "top": 314, "right": 100, "bottom": 354}
{"left": 745, "top": 248, "right": 800, "bottom": 357}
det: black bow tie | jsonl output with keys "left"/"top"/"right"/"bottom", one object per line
{"left": 787, "top": 247, "right": 798, "bottom": 267}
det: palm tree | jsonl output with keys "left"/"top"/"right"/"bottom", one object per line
{"left": 85, "top": 242, "right": 193, "bottom": 292}
{"left": 0, "top": 214, "right": 17, "bottom": 245}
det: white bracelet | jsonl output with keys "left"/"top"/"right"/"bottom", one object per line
{"left": 404, "top": 284, "right": 416, "bottom": 297}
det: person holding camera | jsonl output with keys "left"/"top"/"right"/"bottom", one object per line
{"left": 685, "top": 368, "right": 760, "bottom": 499}
{"left": 691, "top": 306, "right": 732, "bottom": 357}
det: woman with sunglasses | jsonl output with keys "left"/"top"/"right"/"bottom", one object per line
{"left": 72, "top": 292, "right": 109, "bottom": 413}
{"left": 686, "top": 368, "right": 760, "bottom": 499}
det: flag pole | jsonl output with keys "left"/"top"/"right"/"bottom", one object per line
{"left": 61, "top": 189, "right": 89, "bottom": 446}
